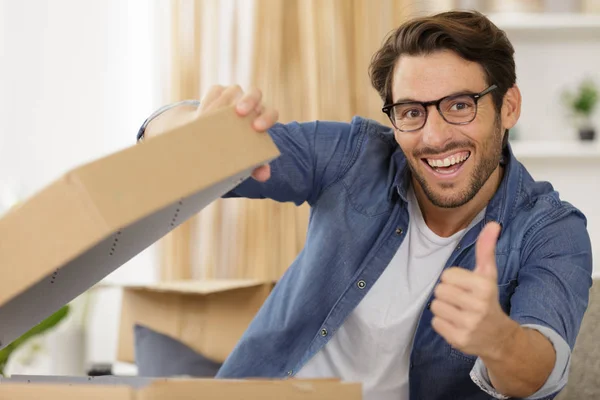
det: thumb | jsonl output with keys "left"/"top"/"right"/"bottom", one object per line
{"left": 474, "top": 221, "right": 501, "bottom": 280}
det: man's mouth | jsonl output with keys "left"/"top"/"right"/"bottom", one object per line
{"left": 421, "top": 151, "right": 471, "bottom": 176}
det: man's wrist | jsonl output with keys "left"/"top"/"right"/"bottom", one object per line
{"left": 481, "top": 316, "right": 521, "bottom": 362}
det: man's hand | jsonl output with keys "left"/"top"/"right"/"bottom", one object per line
{"left": 144, "top": 84, "right": 279, "bottom": 182}
{"left": 431, "top": 222, "right": 518, "bottom": 359}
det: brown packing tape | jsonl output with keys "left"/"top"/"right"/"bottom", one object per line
{"left": 117, "top": 281, "right": 274, "bottom": 363}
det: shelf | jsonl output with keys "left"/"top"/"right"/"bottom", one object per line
{"left": 487, "top": 12, "right": 600, "bottom": 40}
{"left": 489, "top": 12, "right": 600, "bottom": 30}
{"left": 510, "top": 140, "right": 600, "bottom": 159}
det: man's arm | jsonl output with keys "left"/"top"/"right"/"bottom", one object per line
{"left": 476, "top": 320, "right": 556, "bottom": 397}
{"left": 432, "top": 212, "right": 592, "bottom": 399}
{"left": 470, "top": 323, "right": 570, "bottom": 399}
{"left": 139, "top": 85, "right": 361, "bottom": 207}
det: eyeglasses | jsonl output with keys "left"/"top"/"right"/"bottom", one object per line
{"left": 381, "top": 85, "right": 498, "bottom": 132}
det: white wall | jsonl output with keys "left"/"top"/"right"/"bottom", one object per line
{"left": 501, "top": 24, "right": 600, "bottom": 273}
{"left": 0, "top": 0, "right": 161, "bottom": 373}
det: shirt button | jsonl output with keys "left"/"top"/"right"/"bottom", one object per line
{"left": 426, "top": 302, "right": 432, "bottom": 310}
{"left": 456, "top": 244, "right": 461, "bottom": 250}
{"left": 287, "top": 370, "right": 293, "bottom": 376}
{"left": 395, "top": 227, "right": 403, "bottom": 235}
{"left": 320, "top": 328, "right": 328, "bottom": 337}
{"left": 357, "top": 280, "right": 366, "bottom": 289}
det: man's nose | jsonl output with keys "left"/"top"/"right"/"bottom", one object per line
{"left": 421, "top": 108, "right": 452, "bottom": 149}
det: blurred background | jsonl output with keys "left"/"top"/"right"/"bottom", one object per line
{"left": 0, "top": 0, "right": 599, "bottom": 385}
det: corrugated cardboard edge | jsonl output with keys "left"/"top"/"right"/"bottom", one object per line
{"left": 0, "top": 383, "right": 134, "bottom": 400}
{"left": 0, "top": 378, "right": 362, "bottom": 400}
{"left": 122, "top": 279, "right": 274, "bottom": 295}
{"left": 136, "top": 379, "right": 362, "bottom": 400}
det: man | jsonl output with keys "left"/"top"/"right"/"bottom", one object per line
{"left": 139, "top": 10, "right": 592, "bottom": 400}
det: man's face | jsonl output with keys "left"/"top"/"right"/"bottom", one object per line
{"left": 391, "top": 50, "right": 504, "bottom": 209}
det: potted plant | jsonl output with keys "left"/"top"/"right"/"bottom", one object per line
{"left": 562, "top": 78, "right": 599, "bottom": 141}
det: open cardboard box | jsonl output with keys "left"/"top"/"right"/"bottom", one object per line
{"left": 0, "top": 106, "right": 362, "bottom": 398}
{"left": 117, "top": 279, "right": 275, "bottom": 364}
{"left": 0, "top": 375, "right": 361, "bottom": 399}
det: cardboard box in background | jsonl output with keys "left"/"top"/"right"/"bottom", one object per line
{"left": 117, "top": 280, "right": 275, "bottom": 364}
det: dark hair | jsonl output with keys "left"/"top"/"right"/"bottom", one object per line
{"left": 369, "top": 10, "right": 515, "bottom": 147}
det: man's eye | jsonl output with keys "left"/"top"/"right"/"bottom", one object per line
{"left": 450, "top": 102, "right": 471, "bottom": 111}
{"left": 403, "top": 109, "right": 423, "bottom": 118}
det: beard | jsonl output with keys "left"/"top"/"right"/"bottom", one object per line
{"left": 407, "top": 117, "right": 504, "bottom": 209}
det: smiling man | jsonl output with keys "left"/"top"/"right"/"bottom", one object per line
{"left": 139, "top": 10, "right": 593, "bottom": 400}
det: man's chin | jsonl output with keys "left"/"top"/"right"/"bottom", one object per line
{"left": 419, "top": 181, "right": 473, "bottom": 209}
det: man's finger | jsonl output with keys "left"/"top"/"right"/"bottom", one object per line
{"left": 434, "top": 282, "right": 485, "bottom": 312}
{"left": 474, "top": 221, "right": 501, "bottom": 280}
{"left": 199, "top": 85, "right": 225, "bottom": 112}
{"left": 236, "top": 87, "right": 263, "bottom": 115}
{"left": 206, "top": 85, "right": 244, "bottom": 111}
{"left": 430, "top": 299, "right": 464, "bottom": 327}
{"left": 440, "top": 267, "right": 491, "bottom": 297}
{"left": 251, "top": 165, "right": 271, "bottom": 182}
{"left": 431, "top": 316, "right": 462, "bottom": 344}
{"left": 254, "top": 108, "right": 279, "bottom": 132}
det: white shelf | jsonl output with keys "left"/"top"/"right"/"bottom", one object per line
{"left": 511, "top": 140, "right": 600, "bottom": 159}
{"left": 489, "top": 12, "right": 600, "bottom": 30}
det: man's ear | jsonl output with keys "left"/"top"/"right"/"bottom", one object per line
{"left": 502, "top": 85, "right": 522, "bottom": 130}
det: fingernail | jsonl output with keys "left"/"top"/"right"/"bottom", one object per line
{"left": 237, "top": 102, "right": 251, "bottom": 113}
{"left": 255, "top": 119, "right": 267, "bottom": 130}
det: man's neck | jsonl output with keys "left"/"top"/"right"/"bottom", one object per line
{"left": 413, "top": 166, "right": 504, "bottom": 238}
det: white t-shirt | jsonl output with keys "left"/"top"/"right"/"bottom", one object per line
{"left": 295, "top": 186, "right": 485, "bottom": 400}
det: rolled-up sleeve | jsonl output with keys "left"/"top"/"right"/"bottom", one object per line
{"left": 223, "top": 119, "right": 362, "bottom": 207}
{"left": 470, "top": 324, "right": 572, "bottom": 399}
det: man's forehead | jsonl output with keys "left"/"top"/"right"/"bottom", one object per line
{"left": 391, "top": 52, "right": 487, "bottom": 102}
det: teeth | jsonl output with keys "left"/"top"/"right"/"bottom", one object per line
{"left": 427, "top": 153, "right": 469, "bottom": 168}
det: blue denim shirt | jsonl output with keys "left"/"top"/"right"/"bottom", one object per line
{"left": 215, "top": 116, "right": 593, "bottom": 399}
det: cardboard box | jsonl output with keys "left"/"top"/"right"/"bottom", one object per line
{"left": 0, "top": 105, "right": 279, "bottom": 350}
{"left": 117, "top": 279, "right": 275, "bottom": 363}
{"left": 0, "top": 105, "right": 362, "bottom": 398}
{"left": 0, "top": 376, "right": 362, "bottom": 399}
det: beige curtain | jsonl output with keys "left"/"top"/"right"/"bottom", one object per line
{"left": 161, "top": 0, "right": 413, "bottom": 282}
{"left": 159, "top": 0, "right": 203, "bottom": 281}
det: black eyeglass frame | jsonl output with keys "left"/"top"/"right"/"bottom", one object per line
{"left": 381, "top": 84, "right": 498, "bottom": 132}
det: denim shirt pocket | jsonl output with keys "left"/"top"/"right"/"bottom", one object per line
{"left": 447, "top": 279, "right": 518, "bottom": 363}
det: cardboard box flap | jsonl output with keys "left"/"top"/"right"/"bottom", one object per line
{"left": 0, "top": 106, "right": 279, "bottom": 350}
{"left": 124, "top": 279, "right": 274, "bottom": 295}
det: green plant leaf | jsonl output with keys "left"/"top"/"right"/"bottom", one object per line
{"left": 0, "top": 305, "right": 70, "bottom": 376}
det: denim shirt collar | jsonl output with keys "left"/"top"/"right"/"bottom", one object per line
{"left": 388, "top": 143, "right": 522, "bottom": 229}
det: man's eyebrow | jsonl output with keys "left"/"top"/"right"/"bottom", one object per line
{"left": 392, "top": 88, "right": 477, "bottom": 104}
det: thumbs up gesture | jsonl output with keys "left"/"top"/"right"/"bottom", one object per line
{"left": 431, "top": 222, "right": 515, "bottom": 358}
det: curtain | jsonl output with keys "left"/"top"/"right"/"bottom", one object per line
{"left": 161, "top": 0, "right": 414, "bottom": 282}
